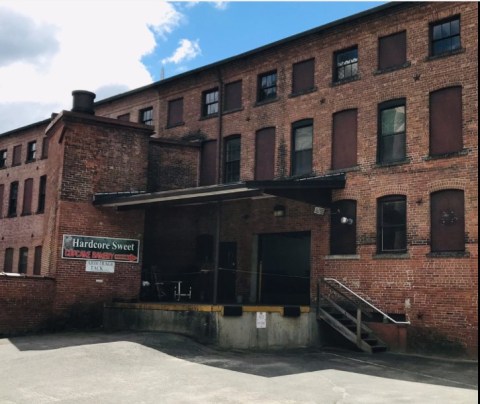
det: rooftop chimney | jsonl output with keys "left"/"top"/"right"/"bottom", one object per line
{"left": 71, "top": 90, "right": 96, "bottom": 115}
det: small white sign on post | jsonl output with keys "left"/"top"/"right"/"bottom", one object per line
{"left": 256, "top": 312, "right": 267, "bottom": 329}
{"left": 86, "top": 260, "right": 115, "bottom": 273}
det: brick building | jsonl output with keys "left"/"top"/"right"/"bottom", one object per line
{"left": 0, "top": 2, "right": 477, "bottom": 356}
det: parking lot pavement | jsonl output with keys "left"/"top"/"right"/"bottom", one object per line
{"left": 0, "top": 331, "right": 477, "bottom": 404}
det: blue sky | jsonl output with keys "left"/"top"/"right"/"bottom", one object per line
{"left": 0, "top": 1, "right": 384, "bottom": 133}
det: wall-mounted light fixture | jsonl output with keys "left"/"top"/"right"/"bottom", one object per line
{"left": 340, "top": 216, "right": 354, "bottom": 225}
{"left": 273, "top": 205, "right": 286, "bottom": 217}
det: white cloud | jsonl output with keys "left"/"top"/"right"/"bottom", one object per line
{"left": 0, "top": 0, "right": 183, "bottom": 133}
{"left": 161, "top": 38, "right": 201, "bottom": 65}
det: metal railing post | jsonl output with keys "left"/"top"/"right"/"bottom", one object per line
{"left": 356, "top": 307, "right": 362, "bottom": 346}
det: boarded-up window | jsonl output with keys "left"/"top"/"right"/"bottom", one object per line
{"left": 332, "top": 109, "right": 357, "bottom": 169}
{"left": 0, "top": 184, "right": 4, "bottom": 218}
{"left": 4, "top": 248, "right": 14, "bottom": 272}
{"left": 8, "top": 181, "right": 18, "bottom": 217}
{"left": 430, "top": 86, "right": 463, "bottom": 155}
{"left": 200, "top": 140, "right": 217, "bottom": 186}
{"left": 255, "top": 127, "right": 276, "bottom": 180}
{"left": 18, "top": 247, "right": 28, "bottom": 274}
{"left": 330, "top": 200, "right": 357, "bottom": 255}
{"left": 224, "top": 81, "right": 242, "bottom": 112}
{"left": 167, "top": 98, "right": 184, "bottom": 127}
{"left": 377, "top": 195, "right": 407, "bottom": 253}
{"left": 37, "top": 175, "right": 47, "bottom": 213}
{"left": 12, "top": 145, "right": 22, "bottom": 166}
{"left": 292, "top": 59, "right": 315, "bottom": 94}
{"left": 378, "top": 31, "right": 407, "bottom": 70}
{"left": 292, "top": 120, "right": 313, "bottom": 176}
{"left": 33, "top": 246, "right": 42, "bottom": 275}
{"left": 22, "top": 178, "right": 33, "bottom": 215}
{"left": 41, "top": 137, "right": 49, "bottom": 159}
{"left": 431, "top": 190, "right": 465, "bottom": 252}
{"left": 378, "top": 99, "right": 406, "bottom": 164}
{"left": 117, "top": 113, "right": 130, "bottom": 121}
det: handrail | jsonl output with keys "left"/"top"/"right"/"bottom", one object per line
{"left": 322, "top": 278, "right": 410, "bottom": 324}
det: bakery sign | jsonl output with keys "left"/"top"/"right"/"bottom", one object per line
{"left": 62, "top": 235, "right": 140, "bottom": 263}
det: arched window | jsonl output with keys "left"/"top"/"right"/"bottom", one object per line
{"left": 377, "top": 195, "right": 407, "bottom": 253}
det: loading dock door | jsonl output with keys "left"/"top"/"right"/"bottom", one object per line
{"left": 258, "top": 232, "right": 311, "bottom": 305}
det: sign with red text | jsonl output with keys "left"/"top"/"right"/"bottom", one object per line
{"left": 62, "top": 235, "right": 140, "bottom": 263}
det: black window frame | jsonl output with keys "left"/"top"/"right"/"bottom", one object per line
{"left": 26, "top": 141, "right": 37, "bottom": 162}
{"left": 202, "top": 88, "right": 219, "bottom": 117}
{"left": 257, "top": 70, "right": 277, "bottom": 102}
{"left": 0, "top": 149, "right": 6, "bottom": 168}
{"left": 139, "top": 107, "right": 154, "bottom": 125}
{"left": 224, "top": 135, "right": 241, "bottom": 184}
{"left": 377, "top": 98, "right": 407, "bottom": 164}
{"left": 291, "top": 119, "right": 313, "bottom": 177}
{"left": 430, "top": 15, "right": 461, "bottom": 57}
{"left": 18, "top": 247, "right": 28, "bottom": 274}
{"left": 377, "top": 195, "right": 407, "bottom": 254}
{"left": 4, "top": 248, "right": 14, "bottom": 273}
{"left": 37, "top": 175, "right": 47, "bottom": 214}
{"left": 333, "top": 46, "right": 359, "bottom": 82}
{"left": 8, "top": 181, "right": 19, "bottom": 217}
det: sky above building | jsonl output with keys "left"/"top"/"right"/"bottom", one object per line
{"left": 0, "top": 0, "right": 383, "bottom": 134}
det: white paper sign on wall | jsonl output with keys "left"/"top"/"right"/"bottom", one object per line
{"left": 86, "top": 260, "right": 115, "bottom": 273}
{"left": 256, "top": 312, "right": 267, "bottom": 328}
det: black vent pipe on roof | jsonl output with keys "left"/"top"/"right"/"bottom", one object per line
{"left": 71, "top": 90, "right": 96, "bottom": 115}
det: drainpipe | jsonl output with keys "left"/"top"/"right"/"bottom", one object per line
{"left": 213, "top": 68, "right": 224, "bottom": 305}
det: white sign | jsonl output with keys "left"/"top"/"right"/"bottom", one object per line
{"left": 256, "top": 312, "right": 267, "bottom": 329}
{"left": 86, "top": 260, "right": 115, "bottom": 273}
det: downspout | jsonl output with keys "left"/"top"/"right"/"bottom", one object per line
{"left": 213, "top": 68, "right": 224, "bottom": 305}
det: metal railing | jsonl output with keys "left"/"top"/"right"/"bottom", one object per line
{"left": 321, "top": 277, "right": 410, "bottom": 325}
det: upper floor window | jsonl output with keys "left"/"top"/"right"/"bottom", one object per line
{"left": 3, "top": 248, "right": 14, "bottom": 273}
{"left": 18, "top": 247, "right": 28, "bottom": 274}
{"left": 139, "top": 107, "right": 153, "bottom": 125}
{"left": 292, "top": 119, "right": 313, "bottom": 176}
{"left": 255, "top": 127, "right": 276, "bottom": 181}
{"left": 430, "top": 16, "right": 461, "bottom": 57}
{"left": 257, "top": 71, "right": 277, "bottom": 102}
{"left": 330, "top": 200, "right": 357, "bottom": 255}
{"left": 167, "top": 98, "right": 184, "bottom": 127}
{"left": 224, "top": 136, "right": 241, "bottom": 183}
{"left": 292, "top": 58, "right": 315, "bottom": 94}
{"left": 26, "top": 141, "right": 36, "bottom": 162}
{"left": 202, "top": 88, "right": 219, "bottom": 117}
{"left": 332, "top": 109, "right": 358, "bottom": 170}
{"left": 37, "top": 175, "right": 47, "bottom": 214}
{"left": 378, "top": 31, "right": 407, "bottom": 71}
{"left": 334, "top": 46, "right": 358, "bottom": 82}
{"left": 223, "top": 81, "right": 242, "bottom": 112}
{"left": 377, "top": 195, "right": 407, "bottom": 253}
{"left": 41, "top": 137, "right": 49, "bottom": 159}
{"left": 431, "top": 190, "right": 465, "bottom": 253}
{"left": 22, "top": 178, "right": 33, "bottom": 216}
{"left": 8, "top": 181, "right": 19, "bottom": 217}
{"left": 12, "top": 145, "right": 22, "bottom": 166}
{"left": 430, "top": 86, "right": 462, "bottom": 156}
{"left": 0, "top": 184, "right": 4, "bottom": 218}
{"left": 378, "top": 99, "right": 406, "bottom": 164}
{"left": 0, "top": 149, "right": 6, "bottom": 168}
{"left": 33, "top": 246, "right": 43, "bottom": 275}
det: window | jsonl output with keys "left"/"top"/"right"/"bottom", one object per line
{"left": 257, "top": 71, "right": 277, "bottom": 102}
{"left": 41, "top": 137, "right": 49, "bottom": 159}
{"left": 431, "top": 190, "right": 465, "bottom": 253}
{"left": 4, "top": 248, "right": 14, "bottom": 273}
{"left": 8, "top": 181, "right": 19, "bottom": 217}
{"left": 33, "top": 246, "right": 42, "bottom": 275}
{"left": 430, "top": 16, "right": 461, "bottom": 57}
{"left": 202, "top": 89, "right": 219, "bottom": 117}
{"left": 37, "top": 175, "right": 47, "bottom": 213}
{"left": 224, "top": 136, "right": 241, "bottom": 183}
{"left": 26, "top": 141, "right": 36, "bottom": 162}
{"left": 330, "top": 200, "right": 357, "bottom": 255}
{"left": 430, "top": 86, "right": 462, "bottom": 156}
{"left": 140, "top": 108, "right": 153, "bottom": 125}
{"left": 223, "top": 81, "right": 242, "bottom": 112}
{"left": 334, "top": 47, "right": 358, "bottom": 82}
{"left": 22, "top": 178, "right": 33, "bottom": 215}
{"left": 292, "top": 59, "right": 315, "bottom": 94}
{"left": 200, "top": 140, "right": 217, "bottom": 186}
{"left": 377, "top": 196, "right": 407, "bottom": 253}
{"left": 18, "top": 247, "right": 28, "bottom": 274}
{"left": 378, "top": 31, "right": 407, "bottom": 70}
{"left": 378, "top": 99, "right": 406, "bottom": 164}
{"left": 12, "top": 145, "right": 22, "bottom": 166}
{"left": 0, "top": 184, "right": 4, "bottom": 218}
{"left": 292, "top": 120, "right": 313, "bottom": 176}
{"left": 117, "top": 113, "right": 130, "bottom": 121}
{"left": 255, "top": 127, "right": 276, "bottom": 181}
{"left": 0, "top": 149, "right": 6, "bottom": 168}
{"left": 167, "top": 98, "right": 184, "bottom": 127}
{"left": 332, "top": 109, "right": 358, "bottom": 170}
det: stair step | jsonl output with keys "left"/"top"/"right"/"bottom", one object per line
{"left": 371, "top": 345, "right": 388, "bottom": 353}
{"left": 363, "top": 338, "right": 380, "bottom": 346}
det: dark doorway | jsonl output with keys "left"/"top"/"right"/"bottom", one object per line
{"left": 217, "top": 242, "right": 237, "bottom": 303}
{"left": 258, "top": 232, "right": 311, "bottom": 305}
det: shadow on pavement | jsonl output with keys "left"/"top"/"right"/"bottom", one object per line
{"left": 6, "top": 330, "right": 478, "bottom": 391}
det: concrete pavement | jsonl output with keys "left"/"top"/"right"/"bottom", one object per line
{"left": 0, "top": 331, "right": 477, "bottom": 404}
